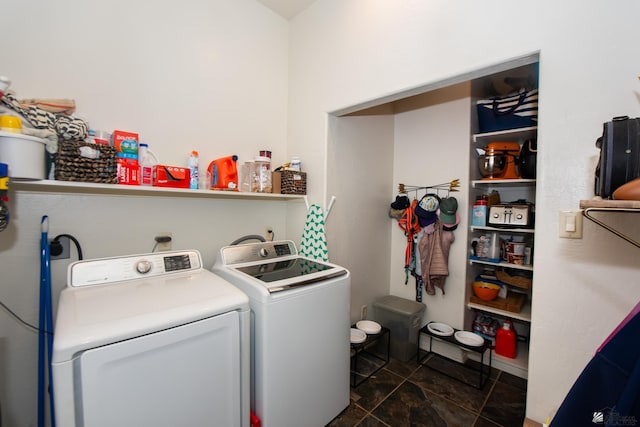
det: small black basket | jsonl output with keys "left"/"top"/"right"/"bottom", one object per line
{"left": 54, "top": 141, "right": 117, "bottom": 184}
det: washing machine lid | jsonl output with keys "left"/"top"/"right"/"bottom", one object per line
{"left": 52, "top": 250, "right": 249, "bottom": 363}
{"left": 232, "top": 257, "right": 347, "bottom": 292}
{"left": 215, "top": 240, "right": 347, "bottom": 293}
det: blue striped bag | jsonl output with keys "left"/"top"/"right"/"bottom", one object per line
{"left": 476, "top": 88, "right": 538, "bottom": 133}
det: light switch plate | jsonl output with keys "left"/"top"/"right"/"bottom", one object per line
{"left": 559, "top": 210, "right": 583, "bottom": 239}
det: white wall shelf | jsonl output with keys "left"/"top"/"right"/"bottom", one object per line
{"left": 11, "top": 180, "right": 306, "bottom": 201}
{"left": 471, "top": 225, "right": 534, "bottom": 234}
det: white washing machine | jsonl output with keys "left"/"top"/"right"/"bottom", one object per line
{"left": 52, "top": 250, "right": 250, "bottom": 427}
{"left": 212, "top": 240, "right": 351, "bottom": 427}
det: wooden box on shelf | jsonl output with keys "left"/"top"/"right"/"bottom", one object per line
{"left": 469, "top": 291, "right": 526, "bottom": 314}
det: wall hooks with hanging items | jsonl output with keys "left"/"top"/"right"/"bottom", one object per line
{"left": 390, "top": 179, "right": 461, "bottom": 302}
{"left": 390, "top": 179, "right": 460, "bottom": 220}
{"left": 398, "top": 179, "right": 461, "bottom": 199}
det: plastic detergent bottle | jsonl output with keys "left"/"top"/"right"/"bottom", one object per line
{"left": 138, "top": 143, "right": 155, "bottom": 186}
{"left": 188, "top": 150, "right": 199, "bottom": 189}
{"left": 208, "top": 155, "right": 239, "bottom": 190}
{"left": 495, "top": 322, "right": 517, "bottom": 358}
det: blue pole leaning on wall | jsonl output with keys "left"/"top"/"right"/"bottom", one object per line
{"left": 39, "top": 216, "right": 56, "bottom": 427}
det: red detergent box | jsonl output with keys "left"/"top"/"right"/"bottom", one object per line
{"left": 112, "top": 130, "right": 139, "bottom": 160}
{"left": 153, "top": 165, "right": 190, "bottom": 188}
{"left": 117, "top": 158, "right": 140, "bottom": 185}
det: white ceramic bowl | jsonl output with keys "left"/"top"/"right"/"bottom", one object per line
{"left": 427, "top": 322, "right": 454, "bottom": 337}
{"left": 454, "top": 331, "right": 484, "bottom": 347}
{"left": 350, "top": 328, "right": 366, "bottom": 344}
{"left": 356, "top": 320, "right": 381, "bottom": 334}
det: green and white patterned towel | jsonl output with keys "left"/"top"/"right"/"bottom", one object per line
{"left": 299, "top": 204, "right": 328, "bottom": 261}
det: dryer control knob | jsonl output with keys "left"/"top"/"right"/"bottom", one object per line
{"left": 136, "top": 260, "right": 152, "bottom": 274}
{"left": 259, "top": 248, "right": 269, "bottom": 257}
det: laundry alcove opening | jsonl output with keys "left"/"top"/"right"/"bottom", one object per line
{"left": 326, "top": 53, "right": 539, "bottom": 379}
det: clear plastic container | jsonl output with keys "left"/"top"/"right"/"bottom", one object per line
{"left": 252, "top": 156, "right": 271, "bottom": 193}
{"left": 241, "top": 162, "right": 254, "bottom": 192}
{"left": 290, "top": 156, "right": 301, "bottom": 171}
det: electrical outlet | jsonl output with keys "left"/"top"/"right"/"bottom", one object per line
{"left": 360, "top": 305, "right": 367, "bottom": 320}
{"left": 50, "top": 237, "right": 70, "bottom": 260}
{"left": 265, "top": 226, "right": 274, "bottom": 241}
{"left": 155, "top": 232, "right": 172, "bottom": 251}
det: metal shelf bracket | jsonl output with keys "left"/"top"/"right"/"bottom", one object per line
{"left": 582, "top": 206, "right": 640, "bottom": 249}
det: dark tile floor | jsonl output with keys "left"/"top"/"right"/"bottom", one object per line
{"left": 328, "top": 352, "right": 527, "bottom": 427}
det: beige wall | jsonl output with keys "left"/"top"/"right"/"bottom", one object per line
{"left": 288, "top": 0, "right": 640, "bottom": 423}
{"left": 1, "top": 1, "right": 291, "bottom": 426}
{"left": 2, "top": 0, "right": 640, "bottom": 425}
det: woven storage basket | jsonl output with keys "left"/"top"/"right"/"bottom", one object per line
{"left": 272, "top": 170, "right": 306, "bottom": 195}
{"left": 54, "top": 140, "right": 117, "bottom": 184}
{"left": 495, "top": 269, "right": 532, "bottom": 290}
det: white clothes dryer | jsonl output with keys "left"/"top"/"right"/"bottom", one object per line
{"left": 52, "top": 250, "right": 250, "bottom": 427}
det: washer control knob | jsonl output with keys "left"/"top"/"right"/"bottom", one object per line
{"left": 259, "top": 248, "right": 269, "bottom": 258}
{"left": 136, "top": 260, "right": 152, "bottom": 274}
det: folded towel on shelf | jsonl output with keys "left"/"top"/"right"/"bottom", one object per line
{"left": 1, "top": 92, "right": 88, "bottom": 152}
{"left": 18, "top": 98, "right": 76, "bottom": 115}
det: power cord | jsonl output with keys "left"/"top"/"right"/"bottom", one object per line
{"left": 0, "top": 300, "right": 50, "bottom": 335}
{"left": 50, "top": 233, "right": 83, "bottom": 260}
{"left": 0, "top": 233, "right": 83, "bottom": 335}
{"left": 229, "top": 234, "right": 266, "bottom": 245}
{"left": 152, "top": 235, "right": 172, "bottom": 252}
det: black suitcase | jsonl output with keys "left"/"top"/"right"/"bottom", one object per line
{"left": 595, "top": 116, "right": 640, "bottom": 199}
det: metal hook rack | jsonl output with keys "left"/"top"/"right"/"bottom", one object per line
{"left": 398, "top": 179, "right": 461, "bottom": 199}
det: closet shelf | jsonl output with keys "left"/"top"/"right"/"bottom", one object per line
{"left": 467, "top": 299, "right": 532, "bottom": 323}
{"left": 469, "top": 258, "right": 533, "bottom": 272}
{"left": 471, "top": 225, "right": 534, "bottom": 234}
{"left": 11, "top": 179, "right": 306, "bottom": 201}
{"left": 579, "top": 199, "right": 640, "bottom": 249}
{"left": 472, "top": 179, "right": 535, "bottom": 188}
{"left": 472, "top": 126, "right": 537, "bottom": 144}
